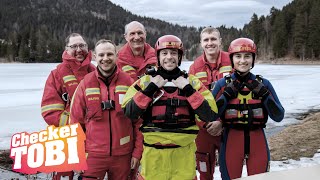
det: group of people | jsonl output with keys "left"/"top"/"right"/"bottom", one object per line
{"left": 41, "top": 21, "right": 285, "bottom": 180}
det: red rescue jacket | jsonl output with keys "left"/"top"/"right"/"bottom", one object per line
{"left": 189, "top": 51, "right": 232, "bottom": 90}
{"left": 117, "top": 43, "right": 157, "bottom": 80}
{"left": 189, "top": 51, "right": 232, "bottom": 129}
{"left": 69, "top": 68, "right": 143, "bottom": 159}
{"left": 41, "top": 51, "right": 95, "bottom": 127}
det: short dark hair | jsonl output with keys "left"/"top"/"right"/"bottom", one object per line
{"left": 65, "top": 33, "right": 87, "bottom": 46}
{"left": 94, "top": 39, "right": 117, "bottom": 53}
{"left": 200, "top": 26, "right": 221, "bottom": 40}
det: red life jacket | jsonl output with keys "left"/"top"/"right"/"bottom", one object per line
{"left": 142, "top": 86, "right": 196, "bottom": 132}
{"left": 221, "top": 77, "right": 268, "bottom": 130}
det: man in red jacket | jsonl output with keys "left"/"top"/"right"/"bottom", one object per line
{"left": 117, "top": 21, "right": 157, "bottom": 80}
{"left": 189, "top": 27, "right": 232, "bottom": 180}
{"left": 69, "top": 39, "right": 143, "bottom": 180}
{"left": 41, "top": 33, "right": 95, "bottom": 180}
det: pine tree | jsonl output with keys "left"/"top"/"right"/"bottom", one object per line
{"left": 307, "top": 0, "right": 320, "bottom": 59}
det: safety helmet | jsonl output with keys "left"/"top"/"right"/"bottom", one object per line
{"left": 155, "top": 35, "right": 184, "bottom": 66}
{"left": 228, "top": 38, "right": 257, "bottom": 68}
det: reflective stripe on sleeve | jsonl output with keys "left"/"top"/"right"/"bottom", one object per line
{"left": 41, "top": 104, "right": 65, "bottom": 113}
{"left": 59, "top": 111, "right": 70, "bottom": 126}
{"left": 122, "top": 65, "right": 135, "bottom": 72}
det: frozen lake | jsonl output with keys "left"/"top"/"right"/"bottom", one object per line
{"left": 0, "top": 62, "right": 320, "bottom": 150}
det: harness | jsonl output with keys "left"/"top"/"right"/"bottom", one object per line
{"left": 138, "top": 77, "right": 197, "bottom": 135}
{"left": 222, "top": 74, "right": 267, "bottom": 158}
{"left": 83, "top": 73, "right": 116, "bottom": 123}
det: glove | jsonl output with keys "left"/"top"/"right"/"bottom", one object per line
{"left": 245, "top": 80, "right": 270, "bottom": 100}
{"left": 223, "top": 80, "right": 241, "bottom": 100}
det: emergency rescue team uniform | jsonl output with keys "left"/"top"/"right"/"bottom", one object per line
{"left": 189, "top": 51, "right": 232, "bottom": 180}
{"left": 117, "top": 43, "right": 157, "bottom": 80}
{"left": 69, "top": 67, "right": 143, "bottom": 180}
{"left": 41, "top": 51, "right": 95, "bottom": 127}
{"left": 41, "top": 51, "right": 95, "bottom": 179}
{"left": 212, "top": 72, "right": 285, "bottom": 180}
{"left": 122, "top": 67, "right": 218, "bottom": 180}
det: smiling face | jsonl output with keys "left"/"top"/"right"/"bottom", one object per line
{"left": 94, "top": 42, "right": 117, "bottom": 77}
{"left": 200, "top": 31, "right": 221, "bottom": 57}
{"left": 124, "top": 22, "right": 146, "bottom": 51}
{"left": 65, "top": 35, "right": 88, "bottom": 62}
{"left": 159, "top": 49, "right": 179, "bottom": 71}
{"left": 232, "top": 52, "right": 253, "bottom": 73}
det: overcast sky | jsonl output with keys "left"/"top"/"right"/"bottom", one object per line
{"left": 109, "top": 0, "right": 293, "bottom": 28}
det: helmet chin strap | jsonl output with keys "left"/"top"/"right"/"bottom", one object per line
{"left": 235, "top": 67, "right": 252, "bottom": 76}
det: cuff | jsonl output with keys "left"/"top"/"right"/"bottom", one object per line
{"left": 142, "top": 82, "right": 158, "bottom": 98}
{"left": 183, "top": 84, "right": 196, "bottom": 97}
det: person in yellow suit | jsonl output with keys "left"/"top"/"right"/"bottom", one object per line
{"left": 122, "top": 35, "right": 219, "bottom": 180}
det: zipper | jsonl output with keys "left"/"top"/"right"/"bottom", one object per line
{"left": 107, "top": 85, "right": 112, "bottom": 156}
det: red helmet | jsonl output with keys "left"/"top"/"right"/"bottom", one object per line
{"left": 155, "top": 35, "right": 184, "bottom": 65}
{"left": 228, "top": 38, "right": 257, "bottom": 68}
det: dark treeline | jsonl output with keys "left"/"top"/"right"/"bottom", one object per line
{"left": 0, "top": 0, "right": 319, "bottom": 63}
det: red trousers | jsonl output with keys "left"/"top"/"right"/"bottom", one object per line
{"left": 81, "top": 153, "right": 131, "bottom": 180}
{"left": 195, "top": 129, "right": 221, "bottom": 180}
{"left": 220, "top": 128, "right": 269, "bottom": 179}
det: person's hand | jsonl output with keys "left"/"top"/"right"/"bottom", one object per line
{"left": 206, "top": 121, "right": 223, "bottom": 136}
{"left": 223, "top": 80, "right": 241, "bottom": 100}
{"left": 131, "top": 157, "right": 140, "bottom": 170}
{"left": 172, "top": 76, "right": 189, "bottom": 89}
{"left": 245, "top": 80, "right": 270, "bottom": 99}
{"left": 150, "top": 75, "right": 168, "bottom": 88}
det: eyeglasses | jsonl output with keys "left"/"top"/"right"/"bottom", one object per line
{"left": 67, "top": 44, "right": 87, "bottom": 50}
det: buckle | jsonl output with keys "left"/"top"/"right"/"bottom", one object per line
{"left": 209, "top": 81, "right": 216, "bottom": 91}
{"left": 241, "top": 110, "right": 248, "bottom": 115}
{"left": 62, "top": 92, "right": 69, "bottom": 102}
{"left": 101, "top": 100, "right": 115, "bottom": 110}
{"left": 170, "top": 98, "right": 180, "bottom": 106}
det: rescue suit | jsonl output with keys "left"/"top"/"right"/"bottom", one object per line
{"left": 117, "top": 43, "right": 157, "bottom": 80}
{"left": 122, "top": 67, "right": 218, "bottom": 180}
{"left": 69, "top": 68, "right": 143, "bottom": 180}
{"left": 212, "top": 72, "right": 285, "bottom": 180}
{"left": 41, "top": 51, "right": 95, "bottom": 179}
{"left": 189, "top": 51, "right": 232, "bottom": 180}
{"left": 41, "top": 51, "right": 95, "bottom": 127}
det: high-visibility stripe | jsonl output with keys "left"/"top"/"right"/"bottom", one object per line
{"left": 63, "top": 75, "right": 77, "bottom": 83}
{"left": 41, "top": 104, "right": 65, "bottom": 113}
{"left": 115, "top": 85, "right": 129, "bottom": 93}
{"left": 195, "top": 72, "right": 207, "bottom": 78}
{"left": 219, "top": 66, "right": 232, "bottom": 73}
{"left": 85, "top": 88, "right": 100, "bottom": 96}
{"left": 59, "top": 111, "right": 69, "bottom": 126}
{"left": 122, "top": 65, "right": 135, "bottom": 72}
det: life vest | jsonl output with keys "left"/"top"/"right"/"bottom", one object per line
{"left": 221, "top": 75, "right": 268, "bottom": 130}
{"left": 141, "top": 85, "right": 196, "bottom": 134}
{"left": 193, "top": 52, "right": 232, "bottom": 90}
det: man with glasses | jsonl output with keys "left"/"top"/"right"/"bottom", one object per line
{"left": 117, "top": 21, "right": 157, "bottom": 80}
{"left": 41, "top": 33, "right": 95, "bottom": 180}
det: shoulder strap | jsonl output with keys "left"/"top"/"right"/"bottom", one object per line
{"left": 255, "top": 75, "right": 263, "bottom": 83}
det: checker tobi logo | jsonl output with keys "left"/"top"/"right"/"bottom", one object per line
{"left": 9, "top": 123, "right": 87, "bottom": 174}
